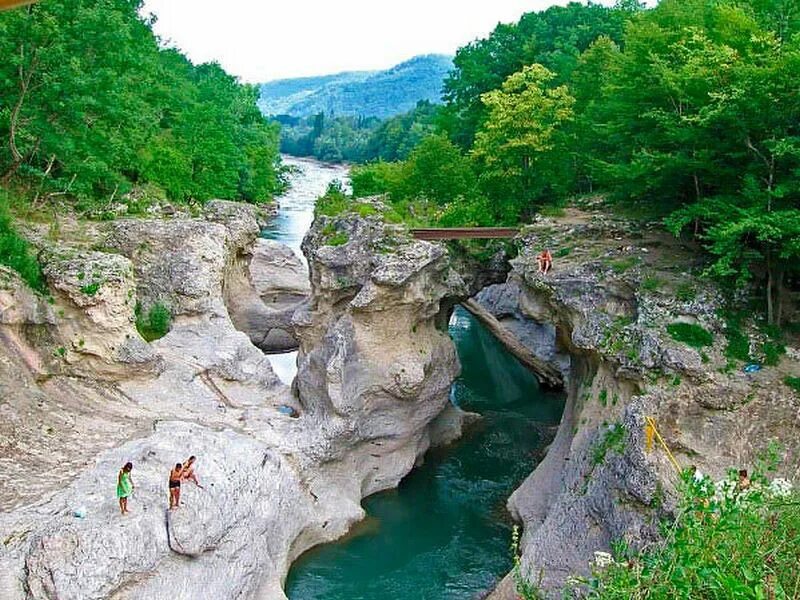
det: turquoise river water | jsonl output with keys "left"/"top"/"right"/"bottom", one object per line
{"left": 268, "top": 157, "right": 566, "bottom": 599}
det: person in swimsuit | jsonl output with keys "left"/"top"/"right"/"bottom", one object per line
{"left": 168, "top": 463, "right": 183, "bottom": 509}
{"left": 117, "top": 462, "right": 134, "bottom": 515}
{"left": 181, "top": 456, "right": 204, "bottom": 489}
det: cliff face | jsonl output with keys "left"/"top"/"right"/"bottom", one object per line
{"left": 0, "top": 201, "right": 470, "bottom": 600}
{"left": 485, "top": 210, "right": 800, "bottom": 596}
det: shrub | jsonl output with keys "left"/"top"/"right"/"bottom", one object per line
{"left": 585, "top": 469, "right": 799, "bottom": 599}
{"left": 136, "top": 302, "right": 172, "bottom": 342}
{"left": 725, "top": 327, "right": 751, "bottom": 362}
{"left": 761, "top": 340, "right": 786, "bottom": 366}
{"left": 667, "top": 322, "right": 713, "bottom": 349}
{"left": 0, "top": 199, "right": 46, "bottom": 292}
{"left": 315, "top": 181, "right": 351, "bottom": 217}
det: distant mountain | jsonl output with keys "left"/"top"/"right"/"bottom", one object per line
{"left": 259, "top": 54, "right": 453, "bottom": 119}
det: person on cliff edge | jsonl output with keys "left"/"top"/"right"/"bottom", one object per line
{"left": 116, "top": 462, "right": 134, "bottom": 515}
{"left": 168, "top": 463, "right": 183, "bottom": 509}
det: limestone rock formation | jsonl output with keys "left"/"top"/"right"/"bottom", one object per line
{"left": 0, "top": 201, "right": 472, "bottom": 600}
{"left": 487, "top": 211, "right": 800, "bottom": 597}
{"left": 229, "top": 238, "right": 310, "bottom": 352}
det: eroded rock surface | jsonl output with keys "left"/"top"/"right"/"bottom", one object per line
{"left": 488, "top": 210, "right": 800, "bottom": 597}
{"left": 0, "top": 201, "right": 470, "bottom": 600}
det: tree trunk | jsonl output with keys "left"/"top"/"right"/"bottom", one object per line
{"left": 775, "top": 266, "right": 786, "bottom": 328}
{"left": 766, "top": 252, "right": 775, "bottom": 326}
{"left": 2, "top": 46, "right": 38, "bottom": 184}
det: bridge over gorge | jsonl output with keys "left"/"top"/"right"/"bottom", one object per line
{"left": 410, "top": 228, "right": 519, "bottom": 241}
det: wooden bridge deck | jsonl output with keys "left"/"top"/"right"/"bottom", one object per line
{"left": 410, "top": 227, "right": 519, "bottom": 241}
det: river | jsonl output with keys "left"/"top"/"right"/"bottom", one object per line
{"left": 266, "top": 156, "right": 565, "bottom": 599}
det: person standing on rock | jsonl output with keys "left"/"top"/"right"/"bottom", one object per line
{"left": 168, "top": 463, "right": 183, "bottom": 509}
{"left": 181, "top": 456, "right": 204, "bottom": 489}
{"left": 117, "top": 462, "right": 134, "bottom": 515}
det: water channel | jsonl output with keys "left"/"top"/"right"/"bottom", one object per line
{"left": 266, "top": 156, "right": 565, "bottom": 599}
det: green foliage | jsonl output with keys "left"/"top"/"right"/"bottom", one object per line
{"left": 0, "top": 196, "right": 45, "bottom": 292}
{"left": 610, "top": 257, "right": 638, "bottom": 274}
{"left": 641, "top": 275, "right": 663, "bottom": 291}
{"left": 325, "top": 232, "right": 349, "bottom": 247}
{"left": 784, "top": 376, "right": 800, "bottom": 393}
{"left": 0, "top": 1, "right": 282, "bottom": 209}
{"left": 135, "top": 302, "right": 171, "bottom": 342}
{"left": 277, "top": 100, "right": 442, "bottom": 164}
{"left": 554, "top": 247, "right": 572, "bottom": 258}
{"left": 667, "top": 322, "right": 714, "bottom": 349}
{"left": 675, "top": 283, "right": 697, "bottom": 302}
{"left": 315, "top": 182, "right": 353, "bottom": 217}
{"left": 472, "top": 65, "right": 575, "bottom": 223}
{"left": 441, "top": 2, "right": 630, "bottom": 147}
{"left": 590, "top": 423, "right": 627, "bottom": 466}
{"left": 80, "top": 281, "right": 101, "bottom": 296}
{"left": 723, "top": 313, "right": 751, "bottom": 362}
{"left": 587, "top": 468, "right": 800, "bottom": 599}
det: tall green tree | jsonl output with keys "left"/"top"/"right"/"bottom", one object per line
{"left": 472, "top": 65, "right": 575, "bottom": 223}
{"left": 0, "top": 0, "right": 282, "bottom": 208}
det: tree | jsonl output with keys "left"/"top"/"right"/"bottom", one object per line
{"left": 406, "top": 134, "right": 476, "bottom": 205}
{"left": 472, "top": 65, "right": 575, "bottom": 223}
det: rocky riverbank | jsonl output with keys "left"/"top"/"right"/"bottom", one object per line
{"left": 483, "top": 208, "right": 800, "bottom": 597}
{"left": 1, "top": 199, "right": 797, "bottom": 599}
{"left": 0, "top": 200, "right": 469, "bottom": 599}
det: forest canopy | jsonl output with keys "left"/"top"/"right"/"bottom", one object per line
{"left": 0, "top": 0, "right": 283, "bottom": 210}
{"left": 349, "top": 0, "right": 800, "bottom": 326}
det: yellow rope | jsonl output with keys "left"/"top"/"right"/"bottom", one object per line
{"left": 645, "top": 416, "right": 682, "bottom": 475}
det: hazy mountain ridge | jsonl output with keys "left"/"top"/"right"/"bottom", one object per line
{"left": 259, "top": 54, "right": 453, "bottom": 119}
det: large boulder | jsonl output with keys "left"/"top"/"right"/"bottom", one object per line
{"left": 226, "top": 239, "right": 309, "bottom": 353}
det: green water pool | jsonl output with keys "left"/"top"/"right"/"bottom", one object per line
{"left": 284, "top": 307, "right": 565, "bottom": 599}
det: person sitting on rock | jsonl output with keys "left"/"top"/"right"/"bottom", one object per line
{"left": 168, "top": 463, "right": 183, "bottom": 509}
{"left": 117, "top": 462, "right": 134, "bottom": 515}
{"left": 536, "top": 249, "right": 553, "bottom": 275}
{"left": 181, "top": 455, "right": 204, "bottom": 489}
{"left": 738, "top": 469, "right": 751, "bottom": 491}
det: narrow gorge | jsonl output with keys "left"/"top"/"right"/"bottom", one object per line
{"left": 1, "top": 158, "right": 796, "bottom": 600}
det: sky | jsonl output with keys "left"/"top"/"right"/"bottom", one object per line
{"left": 141, "top": 0, "right": 623, "bottom": 83}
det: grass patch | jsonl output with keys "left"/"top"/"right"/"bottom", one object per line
{"left": 667, "top": 322, "right": 713, "bottom": 349}
{"left": 610, "top": 257, "right": 638, "bottom": 274}
{"left": 554, "top": 247, "right": 573, "bottom": 258}
{"left": 590, "top": 423, "right": 626, "bottom": 466}
{"left": 136, "top": 302, "right": 172, "bottom": 342}
{"left": 325, "top": 231, "right": 349, "bottom": 247}
{"left": 785, "top": 376, "right": 800, "bottom": 393}
{"left": 0, "top": 195, "right": 46, "bottom": 292}
{"left": 675, "top": 283, "right": 697, "bottom": 302}
{"left": 80, "top": 281, "right": 101, "bottom": 296}
{"left": 641, "top": 275, "right": 663, "bottom": 292}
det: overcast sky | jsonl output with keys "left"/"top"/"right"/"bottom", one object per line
{"left": 141, "top": 0, "right": 628, "bottom": 83}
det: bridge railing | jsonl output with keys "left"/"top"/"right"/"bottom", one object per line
{"left": 410, "top": 228, "right": 519, "bottom": 241}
